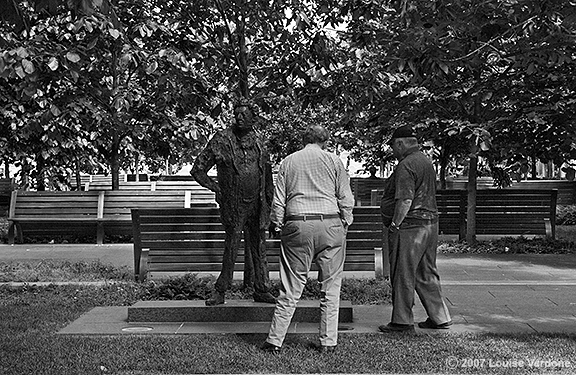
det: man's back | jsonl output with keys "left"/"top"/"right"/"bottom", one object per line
{"left": 272, "top": 144, "right": 354, "bottom": 224}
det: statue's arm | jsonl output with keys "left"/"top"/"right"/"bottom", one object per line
{"left": 191, "top": 142, "right": 220, "bottom": 196}
{"left": 264, "top": 158, "right": 274, "bottom": 206}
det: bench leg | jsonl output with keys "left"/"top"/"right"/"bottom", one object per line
{"left": 8, "top": 223, "right": 15, "bottom": 245}
{"left": 96, "top": 222, "right": 104, "bottom": 245}
{"left": 137, "top": 248, "right": 149, "bottom": 282}
{"left": 374, "top": 247, "right": 384, "bottom": 279}
{"left": 543, "top": 218, "right": 554, "bottom": 240}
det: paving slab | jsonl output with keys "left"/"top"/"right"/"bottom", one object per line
{"left": 127, "top": 300, "right": 354, "bottom": 323}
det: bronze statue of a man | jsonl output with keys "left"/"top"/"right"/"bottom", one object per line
{"left": 191, "top": 98, "right": 276, "bottom": 306}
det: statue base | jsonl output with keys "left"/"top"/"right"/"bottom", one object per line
{"left": 128, "top": 300, "right": 353, "bottom": 323}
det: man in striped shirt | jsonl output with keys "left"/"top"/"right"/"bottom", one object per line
{"left": 262, "top": 125, "right": 354, "bottom": 353}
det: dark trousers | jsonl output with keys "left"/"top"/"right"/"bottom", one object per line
{"left": 388, "top": 222, "right": 451, "bottom": 325}
{"left": 215, "top": 201, "right": 270, "bottom": 294}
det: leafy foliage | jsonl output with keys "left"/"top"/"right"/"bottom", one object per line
{"left": 557, "top": 204, "right": 576, "bottom": 226}
{"left": 439, "top": 236, "right": 576, "bottom": 255}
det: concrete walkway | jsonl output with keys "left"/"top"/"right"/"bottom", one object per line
{"left": 1, "top": 244, "right": 575, "bottom": 335}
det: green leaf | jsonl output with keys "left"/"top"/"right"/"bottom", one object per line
{"left": 210, "top": 103, "right": 222, "bottom": 117}
{"left": 66, "top": 52, "right": 81, "bottom": 63}
{"left": 16, "top": 47, "right": 29, "bottom": 58}
{"left": 21, "top": 59, "right": 35, "bottom": 74}
{"left": 108, "top": 29, "right": 120, "bottom": 39}
{"left": 438, "top": 61, "right": 449, "bottom": 74}
{"left": 146, "top": 60, "right": 158, "bottom": 74}
{"left": 50, "top": 104, "right": 61, "bottom": 116}
{"left": 47, "top": 57, "right": 59, "bottom": 71}
{"left": 15, "top": 65, "right": 25, "bottom": 78}
{"left": 87, "top": 38, "right": 98, "bottom": 50}
{"left": 70, "top": 70, "right": 79, "bottom": 82}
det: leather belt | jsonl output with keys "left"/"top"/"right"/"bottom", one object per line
{"left": 402, "top": 217, "right": 438, "bottom": 226}
{"left": 286, "top": 214, "right": 340, "bottom": 221}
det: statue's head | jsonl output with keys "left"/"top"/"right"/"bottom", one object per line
{"left": 233, "top": 98, "right": 258, "bottom": 134}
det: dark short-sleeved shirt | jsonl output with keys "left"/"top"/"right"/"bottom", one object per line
{"left": 381, "top": 148, "right": 438, "bottom": 221}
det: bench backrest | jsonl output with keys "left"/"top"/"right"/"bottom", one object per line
{"left": 473, "top": 189, "right": 557, "bottom": 236}
{"left": 445, "top": 178, "right": 575, "bottom": 205}
{"left": 0, "top": 178, "right": 17, "bottom": 206}
{"left": 132, "top": 206, "right": 383, "bottom": 278}
{"left": 0, "top": 177, "right": 16, "bottom": 190}
{"left": 350, "top": 178, "right": 387, "bottom": 206}
{"left": 84, "top": 180, "right": 217, "bottom": 204}
{"left": 371, "top": 188, "right": 557, "bottom": 238}
{"left": 8, "top": 190, "right": 104, "bottom": 219}
{"left": 102, "top": 190, "right": 191, "bottom": 217}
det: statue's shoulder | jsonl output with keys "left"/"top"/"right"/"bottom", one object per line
{"left": 209, "top": 128, "right": 233, "bottom": 146}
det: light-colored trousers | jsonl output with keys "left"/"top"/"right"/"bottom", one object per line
{"left": 388, "top": 221, "right": 451, "bottom": 325}
{"left": 266, "top": 217, "right": 345, "bottom": 347}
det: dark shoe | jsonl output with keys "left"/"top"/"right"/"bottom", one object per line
{"left": 378, "top": 322, "right": 415, "bottom": 333}
{"left": 253, "top": 291, "right": 276, "bottom": 304}
{"left": 418, "top": 318, "right": 453, "bottom": 329}
{"left": 261, "top": 341, "right": 281, "bottom": 353}
{"left": 205, "top": 291, "right": 225, "bottom": 306}
{"left": 308, "top": 342, "right": 337, "bottom": 353}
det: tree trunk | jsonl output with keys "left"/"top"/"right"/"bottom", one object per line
{"left": 21, "top": 158, "right": 29, "bottom": 190}
{"left": 134, "top": 152, "right": 140, "bottom": 181}
{"left": 75, "top": 157, "right": 82, "bottom": 191}
{"left": 439, "top": 144, "right": 449, "bottom": 189}
{"left": 237, "top": 5, "right": 249, "bottom": 98}
{"left": 36, "top": 153, "right": 46, "bottom": 191}
{"left": 3, "top": 158, "right": 9, "bottom": 178}
{"left": 111, "top": 131, "right": 120, "bottom": 190}
{"left": 466, "top": 143, "right": 478, "bottom": 245}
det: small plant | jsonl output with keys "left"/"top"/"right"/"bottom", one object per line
{"left": 0, "top": 260, "right": 133, "bottom": 282}
{"left": 557, "top": 204, "right": 576, "bottom": 225}
{"left": 438, "top": 237, "right": 576, "bottom": 254}
{"left": 139, "top": 274, "right": 391, "bottom": 305}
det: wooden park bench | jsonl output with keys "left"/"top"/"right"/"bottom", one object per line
{"left": 7, "top": 189, "right": 213, "bottom": 245}
{"left": 7, "top": 190, "right": 106, "bottom": 244}
{"left": 371, "top": 189, "right": 557, "bottom": 240}
{"left": 100, "top": 190, "right": 212, "bottom": 240}
{"left": 131, "top": 206, "right": 384, "bottom": 281}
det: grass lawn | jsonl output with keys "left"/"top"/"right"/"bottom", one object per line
{"left": 1, "top": 284, "right": 575, "bottom": 375}
{"left": 1, "top": 260, "right": 576, "bottom": 375}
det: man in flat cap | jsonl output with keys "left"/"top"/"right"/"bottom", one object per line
{"left": 379, "top": 125, "right": 452, "bottom": 333}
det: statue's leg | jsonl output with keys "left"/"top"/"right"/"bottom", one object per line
{"left": 245, "top": 206, "right": 273, "bottom": 300}
{"left": 214, "top": 221, "right": 243, "bottom": 294}
{"left": 243, "top": 223, "right": 255, "bottom": 289}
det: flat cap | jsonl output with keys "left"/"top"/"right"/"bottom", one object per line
{"left": 388, "top": 125, "right": 416, "bottom": 145}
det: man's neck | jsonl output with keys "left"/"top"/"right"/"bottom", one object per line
{"left": 399, "top": 145, "right": 419, "bottom": 160}
{"left": 305, "top": 142, "right": 325, "bottom": 150}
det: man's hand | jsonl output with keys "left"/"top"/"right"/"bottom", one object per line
{"left": 388, "top": 222, "right": 400, "bottom": 233}
{"left": 268, "top": 222, "right": 282, "bottom": 239}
